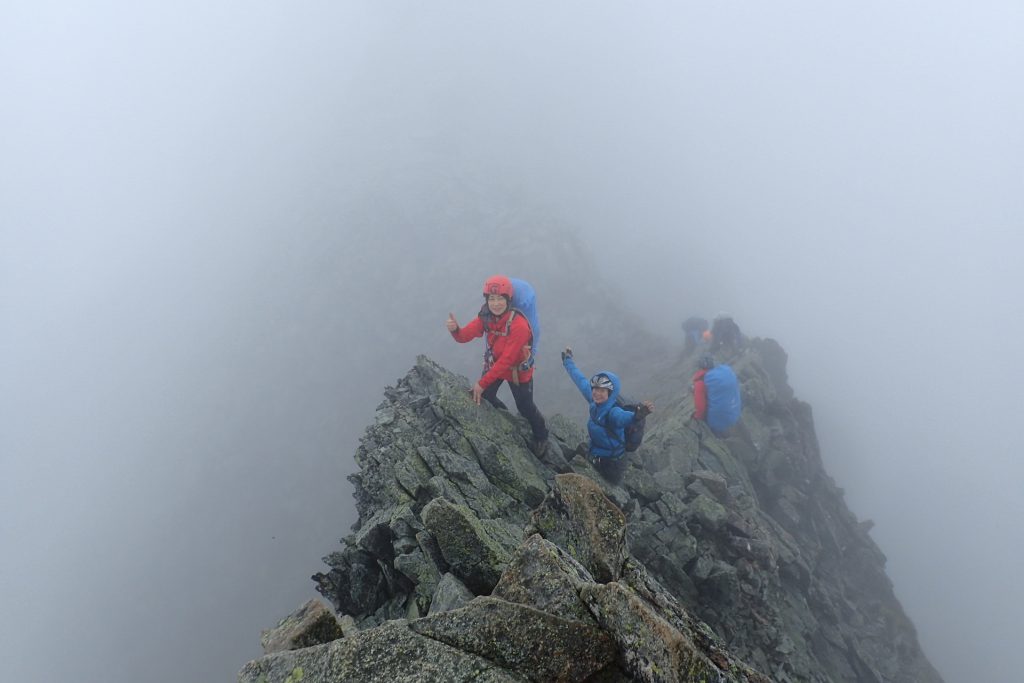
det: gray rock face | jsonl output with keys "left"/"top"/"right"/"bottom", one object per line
{"left": 580, "top": 581, "right": 734, "bottom": 683}
{"left": 239, "top": 620, "right": 527, "bottom": 683}
{"left": 421, "top": 496, "right": 511, "bottom": 594}
{"left": 527, "top": 473, "right": 629, "bottom": 583}
{"left": 259, "top": 599, "right": 343, "bottom": 654}
{"left": 243, "top": 350, "right": 943, "bottom": 683}
{"left": 626, "top": 342, "right": 945, "bottom": 683}
{"left": 491, "top": 534, "right": 596, "bottom": 623}
{"left": 428, "top": 572, "right": 475, "bottom": 615}
{"left": 410, "top": 596, "right": 616, "bottom": 682}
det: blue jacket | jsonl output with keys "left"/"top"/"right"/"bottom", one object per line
{"left": 563, "top": 357, "right": 637, "bottom": 459}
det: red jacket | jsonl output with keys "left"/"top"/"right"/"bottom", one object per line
{"left": 451, "top": 310, "right": 534, "bottom": 388}
{"left": 691, "top": 368, "right": 708, "bottom": 421}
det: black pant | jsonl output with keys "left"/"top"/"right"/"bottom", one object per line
{"left": 481, "top": 378, "right": 548, "bottom": 441}
{"left": 592, "top": 454, "right": 627, "bottom": 484}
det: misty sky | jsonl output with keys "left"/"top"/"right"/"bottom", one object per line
{"left": 2, "top": 3, "right": 1022, "bottom": 682}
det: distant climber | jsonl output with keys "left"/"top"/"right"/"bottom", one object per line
{"left": 710, "top": 312, "right": 743, "bottom": 354}
{"left": 690, "top": 355, "right": 742, "bottom": 437}
{"left": 690, "top": 355, "right": 713, "bottom": 424}
{"left": 682, "top": 316, "right": 709, "bottom": 355}
{"left": 447, "top": 275, "right": 550, "bottom": 455}
{"left": 561, "top": 347, "right": 653, "bottom": 484}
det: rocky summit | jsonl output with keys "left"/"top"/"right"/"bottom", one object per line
{"left": 239, "top": 341, "right": 944, "bottom": 682}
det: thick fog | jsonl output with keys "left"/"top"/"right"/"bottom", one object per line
{"left": 2, "top": 3, "right": 1021, "bottom": 682}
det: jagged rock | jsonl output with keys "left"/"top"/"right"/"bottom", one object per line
{"left": 684, "top": 469, "right": 729, "bottom": 502}
{"left": 428, "top": 572, "right": 474, "bottom": 615}
{"left": 652, "top": 490, "right": 687, "bottom": 520}
{"left": 311, "top": 546, "right": 388, "bottom": 618}
{"left": 749, "top": 338, "right": 794, "bottom": 402}
{"left": 616, "top": 558, "right": 770, "bottom": 681}
{"left": 536, "top": 436, "right": 574, "bottom": 473}
{"left": 491, "top": 533, "right": 596, "bottom": 623}
{"left": 686, "top": 493, "right": 728, "bottom": 532}
{"left": 239, "top": 620, "right": 526, "bottom": 683}
{"left": 313, "top": 357, "right": 562, "bottom": 626}
{"left": 354, "top": 509, "right": 397, "bottom": 559}
{"left": 337, "top": 614, "right": 358, "bottom": 637}
{"left": 689, "top": 556, "right": 740, "bottom": 603}
{"left": 275, "top": 351, "right": 944, "bottom": 683}
{"left": 409, "top": 596, "right": 616, "bottom": 681}
{"left": 421, "top": 496, "right": 511, "bottom": 594}
{"left": 622, "top": 465, "right": 662, "bottom": 504}
{"left": 260, "top": 599, "right": 343, "bottom": 654}
{"left": 394, "top": 545, "right": 441, "bottom": 617}
{"left": 580, "top": 581, "right": 745, "bottom": 683}
{"left": 527, "top": 473, "right": 628, "bottom": 583}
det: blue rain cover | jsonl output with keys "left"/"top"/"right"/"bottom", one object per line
{"left": 705, "top": 364, "right": 742, "bottom": 433}
{"left": 510, "top": 278, "right": 540, "bottom": 362}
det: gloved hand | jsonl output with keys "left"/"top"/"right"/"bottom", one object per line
{"left": 635, "top": 400, "right": 654, "bottom": 419}
{"left": 561, "top": 347, "right": 573, "bottom": 362}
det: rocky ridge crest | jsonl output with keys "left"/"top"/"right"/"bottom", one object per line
{"left": 240, "top": 341, "right": 943, "bottom": 682}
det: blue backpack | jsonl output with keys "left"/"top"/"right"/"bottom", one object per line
{"left": 704, "top": 364, "right": 742, "bottom": 434}
{"left": 510, "top": 278, "right": 540, "bottom": 369}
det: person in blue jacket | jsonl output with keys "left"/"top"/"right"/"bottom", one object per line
{"left": 561, "top": 347, "right": 654, "bottom": 484}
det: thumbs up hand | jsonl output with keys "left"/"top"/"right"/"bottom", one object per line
{"left": 446, "top": 312, "right": 459, "bottom": 333}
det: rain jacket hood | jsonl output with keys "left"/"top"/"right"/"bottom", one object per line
{"left": 590, "top": 370, "right": 622, "bottom": 422}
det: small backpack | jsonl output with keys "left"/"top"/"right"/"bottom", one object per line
{"left": 704, "top": 364, "right": 742, "bottom": 433}
{"left": 605, "top": 396, "right": 646, "bottom": 452}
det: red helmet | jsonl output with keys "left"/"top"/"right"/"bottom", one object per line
{"left": 483, "top": 275, "right": 514, "bottom": 299}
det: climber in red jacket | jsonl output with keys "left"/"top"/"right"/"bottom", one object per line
{"left": 690, "top": 355, "right": 714, "bottom": 422}
{"left": 446, "top": 275, "right": 549, "bottom": 453}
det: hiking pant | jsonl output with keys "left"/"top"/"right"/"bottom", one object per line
{"left": 481, "top": 378, "right": 548, "bottom": 442}
{"left": 591, "top": 454, "right": 627, "bottom": 485}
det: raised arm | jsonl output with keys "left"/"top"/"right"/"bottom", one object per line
{"left": 562, "top": 352, "right": 592, "bottom": 401}
{"left": 450, "top": 314, "right": 484, "bottom": 343}
{"left": 609, "top": 399, "right": 653, "bottom": 428}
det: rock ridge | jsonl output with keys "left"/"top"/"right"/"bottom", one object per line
{"left": 240, "top": 345, "right": 944, "bottom": 683}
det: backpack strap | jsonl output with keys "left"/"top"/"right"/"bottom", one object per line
{"left": 481, "top": 309, "right": 516, "bottom": 336}
{"left": 600, "top": 402, "right": 627, "bottom": 447}
{"left": 481, "top": 310, "right": 520, "bottom": 378}
{"left": 478, "top": 308, "right": 516, "bottom": 331}
{"left": 483, "top": 310, "right": 534, "bottom": 378}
